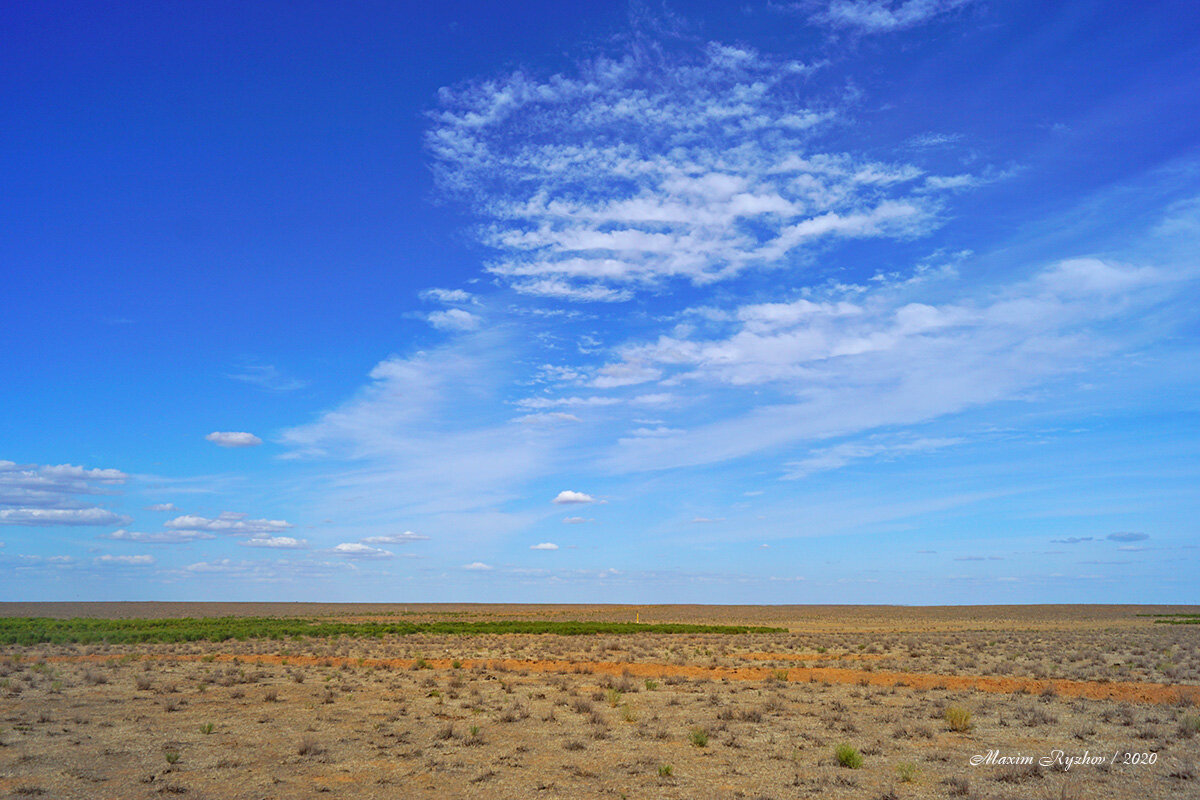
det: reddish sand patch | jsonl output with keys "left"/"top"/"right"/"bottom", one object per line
{"left": 735, "top": 651, "right": 884, "bottom": 661}
{"left": 45, "top": 652, "right": 1197, "bottom": 706}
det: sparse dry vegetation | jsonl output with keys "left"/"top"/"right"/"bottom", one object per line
{"left": 0, "top": 602, "right": 1196, "bottom": 798}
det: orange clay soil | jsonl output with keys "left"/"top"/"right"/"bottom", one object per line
{"left": 46, "top": 651, "right": 1198, "bottom": 706}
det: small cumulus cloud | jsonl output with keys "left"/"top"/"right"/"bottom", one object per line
{"left": 562, "top": 517, "right": 593, "bottom": 524}
{"left": 165, "top": 513, "right": 292, "bottom": 535}
{"left": 530, "top": 542, "right": 559, "bottom": 550}
{"left": 427, "top": 309, "right": 481, "bottom": 331}
{"left": 1051, "top": 536, "right": 1094, "bottom": 544}
{"left": 145, "top": 503, "right": 178, "bottom": 512}
{"left": 690, "top": 517, "right": 725, "bottom": 524}
{"left": 553, "top": 490, "right": 597, "bottom": 505}
{"left": 330, "top": 542, "right": 394, "bottom": 558}
{"left": 241, "top": 535, "right": 307, "bottom": 549}
{"left": 462, "top": 562, "right": 494, "bottom": 570}
{"left": 205, "top": 431, "right": 263, "bottom": 448}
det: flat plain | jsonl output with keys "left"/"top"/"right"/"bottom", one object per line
{"left": 0, "top": 603, "right": 1197, "bottom": 799}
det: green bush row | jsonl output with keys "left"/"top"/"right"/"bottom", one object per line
{"left": 0, "top": 616, "right": 784, "bottom": 645}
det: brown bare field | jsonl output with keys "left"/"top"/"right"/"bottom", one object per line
{"left": 1, "top": 604, "right": 1197, "bottom": 799}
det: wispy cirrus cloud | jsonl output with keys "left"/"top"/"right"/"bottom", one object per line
{"left": 602, "top": 257, "right": 1187, "bottom": 474}
{"left": 808, "top": 0, "right": 976, "bottom": 33}
{"left": 94, "top": 554, "right": 154, "bottom": 565}
{"left": 361, "top": 531, "right": 430, "bottom": 544}
{"left": 102, "top": 528, "right": 214, "bottom": 543}
{"left": 784, "top": 435, "right": 963, "bottom": 478}
{"left": 428, "top": 43, "right": 962, "bottom": 301}
{"left": 227, "top": 363, "right": 307, "bottom": 392}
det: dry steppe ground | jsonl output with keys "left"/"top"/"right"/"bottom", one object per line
{"left": 1, "top": 604, "right": 1197, "bottom": 799}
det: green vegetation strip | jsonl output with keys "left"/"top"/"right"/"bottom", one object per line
{"left": 1137, "top": 614, "right": 1200, "bottom": 625}
{"left": 0, "top": 617, "right": 784, "bottom": 645}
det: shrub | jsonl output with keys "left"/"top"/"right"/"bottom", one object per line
{"left": 896, "top": 761, "right": 917, "bottom": 782}
{"left": 835, "top": 743, "right": 863, "bottom": 769}
{"left": 944, "top": 705, "right": 973, "bottom": 732}
{"left": 657, "top": 764, "right": 673, "bottom": 777}
{"left": 943, "top": 776, "right": 969, "bottom": 796}
{"left": 689, "top": 727, "right": 709, "bottom": 747}
{"left": 164, "top": 750, "right": 180, "bottom": 765}
{"left": 297, "top": 736, "right": 325, "bottom": 756}
{"left": 200, "top": 723, "right": 214, "bottom": 735}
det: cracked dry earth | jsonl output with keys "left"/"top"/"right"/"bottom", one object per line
{"left": 1, "top": 606, "right": 1198, "bottom": 799}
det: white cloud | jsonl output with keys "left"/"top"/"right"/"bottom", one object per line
{"left": 428, "top": 43, "right": 953, "bottom": 300}
{"left": 514, "top": 412, "right": 582, "bottom": 424}
{"left": 205, "top": 431, "right": 263, "bottom": 447}
{"left": 185, "top": 559, "right": 255, "bottom": 574}
{"left": 103, "top": 528, "right": 214, "bottom": 543}
{"left": 553, "top": 490, "right": 596, "bottom": 505}
{"left": 601, "top": 257, "right": 1185, "bottom": 473}
{"left": 144, "top": 503, "right": 178, "bottom": 512}
{"left": 361, "top": 531, "right": 430, "bottom": 544}
{"left": 783, "top": 436, "right": 963, "bottom": 478}
{"left": 462, "top": 561, "right": 493, "bottom": 570}
{"left": 281, "top": 334, "right": 559, "bottom": 535}
{"left": 517, "top": 396, "right": 620, "bottom": 409}
{"left": 421, "top": 288, "right": 476, "bottom": 304}
{"left": 227, "top": 364, "right": 307, "bottom": 392}
{"left": 241, "top": 535, "right": 307, "bottom": 549}
{"left": 427, "top": 308, "right": 482, "bottom": 331}
{"left": 592, "top": 362, "right": 662, "bottom": 389}
{"left": 0, "top": 508, "right": 131, "bottom": 526}
{"left": 530, "top": 542, "right": 559, "bottom": 550}
{"left": 811, "top": 0, "right": 975, "bottom": 33}
{"left": 165, "top": 514, "right": 292, "bottom": 535}
{"left": 331, "top": 542, "right": 394, "bottom": 558}
{"left": 563, "top": 517, "right": 592, "bottom": 524}
{"left": 0, "top": 461, "right": 131, "bottom": 527}
{"left": 94, "top": 554, "right": 154, "bottom": 565}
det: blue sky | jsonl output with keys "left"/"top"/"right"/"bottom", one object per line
{"left": 3, "top": 0, "right": 1199, "bottom": 603}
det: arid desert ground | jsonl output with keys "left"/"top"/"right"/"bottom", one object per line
{"left": 1, "top": 604, "right": 1197, "bottom": 799}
